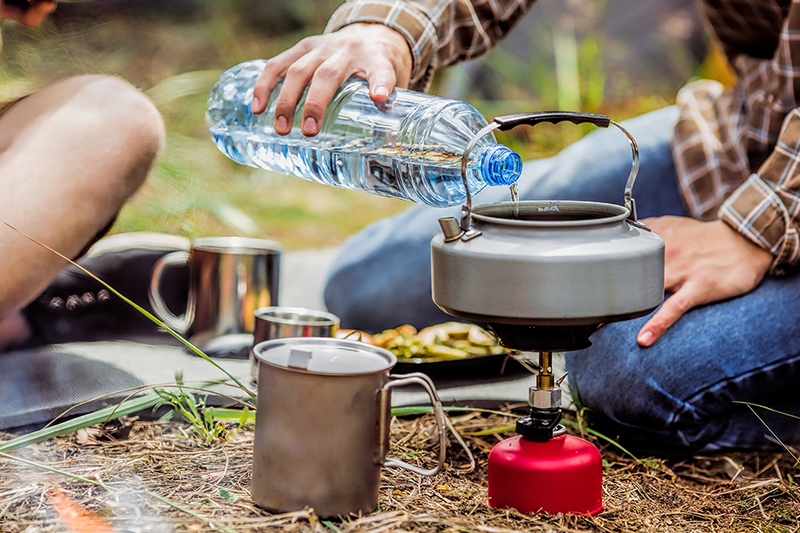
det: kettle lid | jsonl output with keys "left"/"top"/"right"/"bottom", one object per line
{"left": 253, "top": 337, "right": 396, "bottom": 375}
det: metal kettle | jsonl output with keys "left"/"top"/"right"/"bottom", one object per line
{"left": 430, "top": 112, "right": 665, "bottom": 351}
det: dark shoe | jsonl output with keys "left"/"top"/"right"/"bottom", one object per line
{"left": 20, "top": 232, "right": 190, "bottom": 345}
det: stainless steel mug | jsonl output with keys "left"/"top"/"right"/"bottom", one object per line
{"left": 148, "top": 237, "right": 281, "bottom": 355}
{"left": 250, "top": 306, "right": 340, "bottom": 382}
{"left": 252, "top": 337, "right": 447, "bottom": 517}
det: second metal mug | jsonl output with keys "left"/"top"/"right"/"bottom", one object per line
{"left": 148, "top": 236, "right": 281, "bottom": 354}
{"left": 250, "top": 306, "right": 340, "bottom": 382}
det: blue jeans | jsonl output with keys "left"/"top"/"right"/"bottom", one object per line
{"left": 324, "top": 107, "right": 800, "bottom": 454}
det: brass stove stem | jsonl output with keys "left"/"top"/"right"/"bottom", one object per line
{"left": 519, "top": 350, "right": 562, "bottom": 441}
{"left": 537, "top": 351, "right": 554, "bottom": 390}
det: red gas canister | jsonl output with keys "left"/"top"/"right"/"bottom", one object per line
{"left": 487, "top": 433, "right": 603, "bottom": 515}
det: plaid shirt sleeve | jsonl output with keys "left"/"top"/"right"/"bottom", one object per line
{"left": 719, "top": 111, "right": 800, "bottom": 273}
{"left": 325, "top": 0, "right": 534, "bottom": 91}
{"left": 718, "top": 3, "right": 800, "bottom": 273}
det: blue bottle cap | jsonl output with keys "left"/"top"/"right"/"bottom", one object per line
{"left": 481, "top": 144, "right": 523, "bottom": 186}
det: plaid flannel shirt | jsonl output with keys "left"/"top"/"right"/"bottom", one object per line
{"left": 327, "top": 0, "right": 800, "bottom": 273}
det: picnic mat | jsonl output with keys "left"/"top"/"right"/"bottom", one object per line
{"left": 0, "top": 337, "right": 548, "bottom": 432}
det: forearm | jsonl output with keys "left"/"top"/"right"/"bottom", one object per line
{"left": 325, "top": 0, "right": 536, "bottom": 90}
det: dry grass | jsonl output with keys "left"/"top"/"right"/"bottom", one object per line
{"left": 1, "top": 410, "right": 798, "bottom": 533}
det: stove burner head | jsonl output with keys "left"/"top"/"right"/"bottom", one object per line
{"left": 488, "top": 323, "right": 598, "bottom": 352}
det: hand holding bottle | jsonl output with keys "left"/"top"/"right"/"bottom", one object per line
{"left": 208, "top": 60, "right": 522, "bottom": 207}
{"left": 251, "top": 23, "right": 413, "bottom": 137}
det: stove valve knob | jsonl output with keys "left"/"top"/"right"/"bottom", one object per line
{"left": 529, "top": 387, "right": 562, "bottom": 409}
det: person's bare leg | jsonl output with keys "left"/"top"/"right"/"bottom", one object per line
{"left": 0, "top": 74, "right": 164, "bottom": 343}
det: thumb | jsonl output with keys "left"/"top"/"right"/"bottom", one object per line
{"left": 368, "top": 68, "right": 398, "bottom": 104}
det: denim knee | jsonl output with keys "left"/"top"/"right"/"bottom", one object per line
{"left": 565, "top": 280, "right": 800, "bottom": 456}
{"left": 565, "top": 325, "right": 730, "bottom": 456}
{"left": 323, "top": 206, "right": 453, "bottom": 332}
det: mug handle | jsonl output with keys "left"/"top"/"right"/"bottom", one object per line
{"left": 377, "top": 372, "right": 447, "bottom": 476}
{"left": 148, "top": 250, "right": 191, "bottom": 334}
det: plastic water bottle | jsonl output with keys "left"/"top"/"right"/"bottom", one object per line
{"left": 207, "top": 60, "right": 522, "bottom": 207}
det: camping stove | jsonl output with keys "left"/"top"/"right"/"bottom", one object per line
{"left": 484, "top": 345, "right": 603, "bottom": 516}
{"left": 430, "top": 112, "right": 665, "bottom": 516}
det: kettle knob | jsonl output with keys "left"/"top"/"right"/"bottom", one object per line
{"left": 438, "top": 217, "right": 463, "bottom": 242}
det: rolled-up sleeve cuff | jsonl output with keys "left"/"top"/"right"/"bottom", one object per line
{"left": 719, "top": 173, "right": 800, "bottom": 274}
{"left": 325, "top": 0, "right": 437, "bottom": 90}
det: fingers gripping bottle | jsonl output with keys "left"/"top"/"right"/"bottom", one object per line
{"left": 206, "top": 60, "right": 522, "bottom": 208}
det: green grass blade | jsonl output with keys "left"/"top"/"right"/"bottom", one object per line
{"left": 208, "top": 408, "right": 257, "bottom": 424}
{"left": 468, "top": 424, "right": 515, "bottom": 436}
{"left": 734, "top": 401, "right": 800, "bottom": 421}
{"left": 561, "top": 419, "right": 640, "bottom": 462}
{"left": 389, "top": 405, "right": 517, "bottom": 417}
{"left": 212, "top": 405, "right": 516, "bottom": 421}
{"left": 741, "top": 403, "right": 800, "bottom": 465}
{"left": 0, "top": 393, "right": 162, "bottom": 452}
{"left": 322, "top": 519, "right": 343, "bottom": 532}
{"left": 391, "top": 406, "right": 437, "bottom": 417}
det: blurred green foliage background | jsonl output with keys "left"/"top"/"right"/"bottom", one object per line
{"left": 0, "top": 0, "right": 732, "bottom": 249}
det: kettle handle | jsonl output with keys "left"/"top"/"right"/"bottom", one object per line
{"left": 459, "top": 111, "right": 640, "bottom": 233}
{"left": 493, "top": 111, "right": 610, "bottom": 130}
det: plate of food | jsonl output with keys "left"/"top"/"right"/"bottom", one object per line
{"left": 335, "top": 322, "right": 531, "bottom": 381}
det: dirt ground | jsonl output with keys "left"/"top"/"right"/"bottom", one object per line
{"left": 1, "top": 410, "right": 799, "bottom": 533}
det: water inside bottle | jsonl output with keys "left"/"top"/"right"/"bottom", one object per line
{"left": 211, "top": 129, "right": 484, "bottom": 206}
